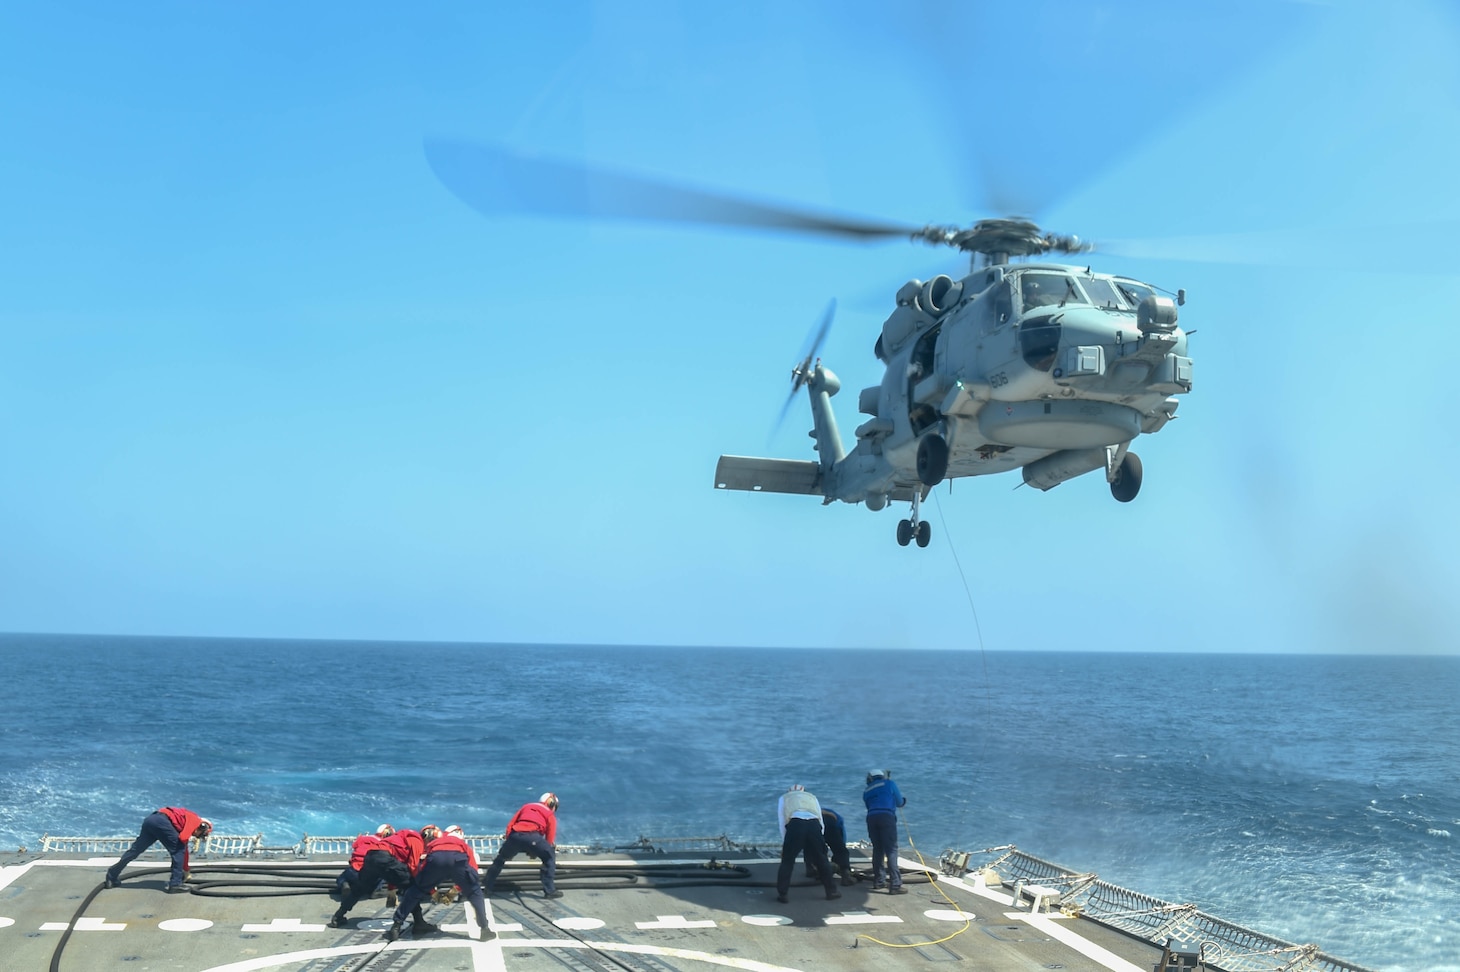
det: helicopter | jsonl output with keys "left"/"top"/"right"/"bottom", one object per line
{"left": 424, "top": 141, "right": 1193, "bottom": 547}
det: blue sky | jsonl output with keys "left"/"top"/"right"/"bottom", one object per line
{"left": 3, "top": 1, "right": 1458, "bottom": 653}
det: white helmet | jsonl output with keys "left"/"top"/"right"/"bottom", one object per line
{"left": 540, "top": 792, "right": 559, "bottom": 810}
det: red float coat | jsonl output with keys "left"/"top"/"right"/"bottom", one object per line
{"left": 424, "top": 833, "right": 480, "bottom": 870}
{"left": 159, "top": 807, "right": 204, "bottom": 873}
{"left": 382, "top": 829, "right": 428, "bottom": 876}
{"left": 506, "top": 802, "right": 557, "bottom": 844}
{"left": 349, "top": 833, "right": 389, "bottom": 870}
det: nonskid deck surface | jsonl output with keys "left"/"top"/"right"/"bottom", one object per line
{"left": 1, "top": 850, "right": 1164, "bottom": 972}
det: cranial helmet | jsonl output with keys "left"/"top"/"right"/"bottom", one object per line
{"left": 866, "top": 769, "right": 889, "bottom": 784}
{"left": 376, "top": 824, "right": 395, "bottom": 837}
{"left": 540, "top": 792, "right": 559, "bottom": 810}
{"left": 196, "top": 818, "right": 213, "bottom": 839}
{"left": 421, "top": 825, "right": 442, "bottom": 841}
{"left": 789, "top": 784, "right": 805, "bottom": 791}
{"left": 445, "top": 825, "right": 464, "bottom": 838}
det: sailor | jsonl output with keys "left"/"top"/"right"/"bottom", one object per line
{"left": 484, "top": 792, "right": 561, "bottom": 899}
{"left": 384, "top": 825, "right": 491, "bottom": 942}
{"left": 804, "top": 806, "right": 855, "bottom": 886}
{"left": 104, "top": 807, "right": 212, "bottom": 892}
{"left": 863, "top": 769, "right": 906, "bottom": 893}
{"left": 329, "top": 825, "right": 431, "bottom": 929}
{"left": 776, "top": 785, "right": 841, "bottom": 903}
{"left": 336, "top": 824, "right": 394, "bottom": 897}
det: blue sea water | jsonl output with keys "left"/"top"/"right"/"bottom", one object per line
{"left": 0, "top": 634, "right": 1455, "bottom": 972}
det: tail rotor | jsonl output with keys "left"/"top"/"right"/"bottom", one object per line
{"left": 774, "top": 299, "right": 836, "bottom": 436}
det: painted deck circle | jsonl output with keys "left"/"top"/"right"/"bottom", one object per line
{"left": 741, "top": 914, "right": 792, "bottom": 926}
{"left": 554, "top": 915, "right": 605, "bottom": 930}
{"left": 159, "top": 917, "right": 214, "bottom": 931}
{"left": 925, "top": 909, "right": 976, "bottom": 922}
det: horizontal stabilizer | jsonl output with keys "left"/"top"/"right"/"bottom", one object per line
{"left": 714, "top": 456, "right": 822, "bottom": 495}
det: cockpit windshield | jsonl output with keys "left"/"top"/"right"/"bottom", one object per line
{"left": 1080, "top": 276, "right": 1124, "bottom": 309}
{"left": 1020, "top": 272, "right": 1086, "bottom": 312}
{"left": 1114, "top": 278, "right": 1155, "bottom": 307}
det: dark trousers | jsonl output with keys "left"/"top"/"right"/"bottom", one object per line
{"left": 866, "top": 812, "right": 901, "bottom": 889}
{"left": 777, "top": 817, "right": 836, "bottom": 896}
{"left": 392, "top": 850, "right": 486, "bottom": 928}
{"left": 484, "top": 830, "right": 556, "bottom": 894}
{"left": 805, "top": 829, "right": 851, "bottom": 879}
{"left": 107, "top": 812, "right": 187, "bottom": 887}
{"left": 335, "top": 850, "right": 416, "bottom": 920}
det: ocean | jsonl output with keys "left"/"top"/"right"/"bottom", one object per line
{"left": 0, "top": 634, "right": 1454, "bottom": 972}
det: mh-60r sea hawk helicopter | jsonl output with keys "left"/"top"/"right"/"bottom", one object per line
{"left": 716, "top": 217, "right": 1192, "bottom": 547}
{"left": 423, "top": 141, "right": 1193, "bottom": 547}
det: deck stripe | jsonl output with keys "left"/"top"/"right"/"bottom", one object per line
{"left": 1015, "top": 913, "right": 1148, "bottom": 972}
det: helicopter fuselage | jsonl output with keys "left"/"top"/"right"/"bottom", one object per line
{"left": 714, "top": 261, "right": 1193, "bottom": 545}
{"left": 826, "top": 263, "right": 1190, "bottom": 502}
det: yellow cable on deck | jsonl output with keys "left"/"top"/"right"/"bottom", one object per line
{"left": 853, "top": 805, "right": 973, "bottom": 950}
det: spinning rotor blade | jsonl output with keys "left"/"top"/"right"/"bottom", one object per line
{"left": 774, "top": 299, "right": 836, "bottom": 437}
{"left": 424, "top": 138, "right": 920, "bottom": 241}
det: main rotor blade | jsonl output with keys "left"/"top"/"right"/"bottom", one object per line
{"left": 424, "top": 138, "right": 920, "bottom": 241}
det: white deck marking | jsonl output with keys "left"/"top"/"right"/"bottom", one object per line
{"left": 0, "top": 917, "right": 13, "bottom": 928}
{"left": 740, "top": 914, "right": 792, "bottom": 926}
{"left": 480, "top": 898, "right": 524, "bottom": 932}
{"left": 197, "top": 938, "right": 806, "bottom": 972}
{"left": 1013, "top": 912, "right": 1149, "bottom": 972}
{"left": 239, "top": 918, "right": 327, "bottom": 932}
{"left": 554, "top": 916, "right": 605, "bottom": 930}
{"left": 159, "top": 918, "right": 213, "bottom": 931}
{"left": 924, "top": 909, "right": 975, "bottom": 922}
{"left": 823, "top": 911, "right": 903, "bottom": 925}
{"left": 0, "top": 863, "right": 34, "bottom": 891}
{"left": 636, "top": 914, "right": 718, "bottom": 929}
{"left": 471, "top": 936, "right": 507, "bottom": 972}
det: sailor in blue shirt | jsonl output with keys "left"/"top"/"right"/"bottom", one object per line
{"left": 862, "top": 770, "right": 906, "bottom": 892}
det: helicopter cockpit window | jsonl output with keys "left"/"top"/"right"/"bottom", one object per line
{"left": 1114, "top": 279, "right": 1155, "bottom": 306}
{"left": 1020, "top": 273, "right": 1086, "bottom": 312}
{"left": 1080, "top": 277, "right": 1126, "bottom": 310}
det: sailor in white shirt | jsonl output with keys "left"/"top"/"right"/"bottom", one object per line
{"left": 775, "top": 784, "right": 842, "bottom": 903}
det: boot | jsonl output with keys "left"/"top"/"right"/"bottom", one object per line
{"left": 327, "top": 913, "right": 348, "bottom": 929}
{"left": 413, "top": 920, "right": 439, "bottom": 937}
{"left": 383, "top": 922, "right": 403, "bottom": 942}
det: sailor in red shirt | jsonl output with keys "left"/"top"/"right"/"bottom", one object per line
{"left": 383, "top": 825, "right": 491, "bottom": 942}
{"left": 484, "top": 792, "right": 561, "bottom": 899}
{"left": 104, "top": 807, "right": 213, "bottom": 892}
{"left": 335, "top": 824, "right": 394, "bottom": 897}
{"left": 329, "top": 825, "right": 433, "bottom": 930}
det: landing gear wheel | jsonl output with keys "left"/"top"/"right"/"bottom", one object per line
{"left": 915, "top": 520, "right": 931, "bottom": 547}
{"left": 916, "top": 433, "right": 949, "bottom": 487}
{"left": 1111, "top": 451, "right": 1143, "bottom": 503}
{"left": 896, "top": 519, "right": 913, "bottom": 546}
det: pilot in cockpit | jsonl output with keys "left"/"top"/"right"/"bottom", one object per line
{"left": 1021, "top": 275, "right": 1057, "bottom": 310}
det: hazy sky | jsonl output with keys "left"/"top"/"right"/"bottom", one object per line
{"left": 3, "top": 1, "right": 1458, "bottom": 653}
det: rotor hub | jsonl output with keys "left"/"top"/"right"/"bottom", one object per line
{"left": 913, "top": 218, "right": 1091, "bottom": 264}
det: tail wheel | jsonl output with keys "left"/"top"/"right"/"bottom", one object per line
{"left": 896, "top": 519, "right": 913, "bottom": 546}
{"left": 1111, "top": 451, "right": 1143, "bottom": 503}
{"left": 916, "top": 433, "right": 949, "bottom": 487}
{"left": 915, "top": 520, "right": 931, "bottom": 547}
